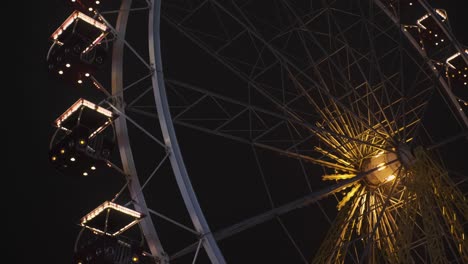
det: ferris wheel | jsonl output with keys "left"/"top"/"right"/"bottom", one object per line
{"left": 47, "top": 0, "right": 468, "bottom": 263}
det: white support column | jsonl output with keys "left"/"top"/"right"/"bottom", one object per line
{"left": 148, "top": 0, "right": 226, "bottom": 263}
{"left": 111, "top": 0, "right": 168, "bottom": 262}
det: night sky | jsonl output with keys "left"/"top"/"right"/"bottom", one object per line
{"left": 16, "top": 1, "right": 467, "bottom": 263}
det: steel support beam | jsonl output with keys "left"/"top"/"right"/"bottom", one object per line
{"left": 171, "top": 172, "right": 367, "bottom": 260}
{"left": 148, "top": 1, "right": 226, "bottom": 263}
{"left": 111, "top": 0, "right": 167, "bottom": 262}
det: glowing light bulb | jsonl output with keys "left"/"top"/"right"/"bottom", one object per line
{"left": 70, "top": 157, "right": 76, "bottom": 162}
{"left": 79, "top": 139, "right": 86, "bottom": 145}
{"left": 60, "top": 149, "right": 65, "bottom": 154}
{"left": 91, "top": 166, "right": 96, "bottom": 170}
{"left": 78, "top": 80, "right": 83, "bottom": 84}
{"left": 85, "top": 73, "right": 90, "bottom": 77}
{"left": 51, "top": 156, "right": 57, "bottom": 161}
{"left": 132, "top": 256, "right": 139, "bottom": 262}
{"left": 374, "top": 151, "right": 384, "bottom": 157}
{"left": 66, "top": 63, "right": 71, "bottom": 68}
{"left": 58, "top": 70, "right": 64, "bottom": 75}
{"left": 89, "top": 7, "right": 93, "bottom": 11}
{"left": 96, "top": 0, "right": 100, "bottom": 4}
{"left": 377, "top": 163, "right": 386, "bottom": 171}
{"left": 386, "top": 175, "right": 396, "bottom": 182}
{"left": 83, "top": 172, "right": 88, "bottom": 176}
{"left": 409, "top": 2, "right": 413, "bottom": 5}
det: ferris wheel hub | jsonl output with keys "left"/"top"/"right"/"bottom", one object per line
{"left": 363, "top": 144, "right": 415, "bottom": 186}
{"left": 364, "top": 151, "right": 400, "bottom": 186}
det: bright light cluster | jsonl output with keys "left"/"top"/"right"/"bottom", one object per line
{"left": 52, "top": 11, "right": 107, "bottom": 40}
{"left": 364, "top": 151, "right": 400, "bottom": 186}
{"left": 446, "top": 50, "right": 468, "bottom": 70}
{"left": 51, "top": 11, "right": 108, "bottom": 54}
{"left": 55, "top": 98, "right": 113, "bottom": 129}
{"left": 416, "top": 9, "right": 447, "bottom": 30}
{"left": 80, "top": 201, "right": 143, "bottom": 236}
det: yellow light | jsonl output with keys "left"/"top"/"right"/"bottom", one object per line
{"left": 78, "top": 80, "right": 83, "bottom": 84}
{"left": 81, "top": 201, "right": 143, "bottom": 224}
{"left": 85, "top": 73, "right": 90, "bottom": 77}
{"left": 374, "top": 151, "right": 385, "bottom": 157}
{"left": 323, "top": 174, "right": 356, "bottom": 181}
{"left": 55, "top": 98, "right": 114, "bottom": 128}
{"left": 79, "top": 140, "right": 86, "bottom": 145}
{"left": 385, "top": 175, "right": 396, "bottom": 182}
{"left": 446, "top": 52, "right": 461, "bottom": 69}
{"left": 80, "top": 201, "right": 144, "bottom": 236}
{"left": 52, "top": 156, "right": 57, "bottom": 161}
{"left": 51, "top": 10, "right": 108, "bottom": 44}
{"left": 66, "top": 63, "right": 71, "bottom": 68}
{"left": 82, "top": 32, "right": 107, "bottom": 54}
{"left": 60, "top": 149, "right": 65, "bottom": 154}
{"left": 83, "top": 172, "right": 88, "bottom": 176}
{"left": 91, "top": 166, "right": 96, "bottom": 170}
{"left": 377, "top": 163, "right": 386, "bottom": 171}
{"left": 435, "top": 9, "right": 447, "bottom": 20}
{"left": 58, "top": 70, "right": 64, "bottom": 75}
{"left": 132, "top": 256, "right": 139, "bottom": 262}
{"left": 70, "top": 157, "right": 76, "bottom": 162}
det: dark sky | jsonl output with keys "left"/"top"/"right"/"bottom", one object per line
{"left": 16, "top": 1, "right": 467, "bottom": 263}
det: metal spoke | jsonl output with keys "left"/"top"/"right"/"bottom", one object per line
{"left": 147, "top": 208, "right": 200, "bottom": 236}
{"left": 141, "top": 152, "right": 170, "bottom": 190}
{"left": 108, "top": 102, "right": 167, "bottom": 148}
